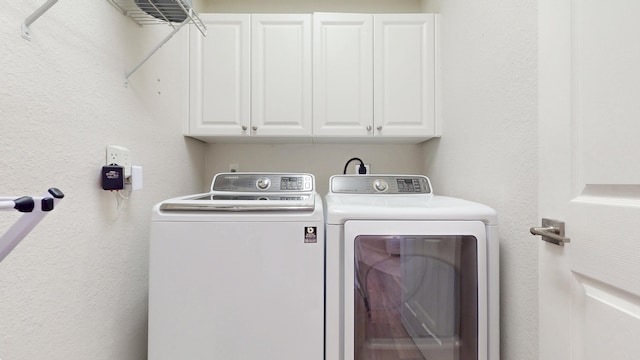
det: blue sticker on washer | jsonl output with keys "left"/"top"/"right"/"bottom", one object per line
{"left": 304, "top": 226, "right": 317, "bottom": 243}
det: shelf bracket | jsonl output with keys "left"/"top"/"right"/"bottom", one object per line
{"left": 22, "top": 0, "right": 59, "bottom": 41}
{"left": 124, "top": 18, "right": 189, "bottom": 86}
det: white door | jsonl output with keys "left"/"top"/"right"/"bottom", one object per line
{"left": 313, "top": 13, "right": 373, "bottom": 138}
{"left": 373, "top": 14, "right": 439, "bottom": 138}
{"left": 251, "top": 14, "right": 312, "bottom": 137}
{"left": 189, "top": 14, "right": 251, "bottom": 137}
{"left": 538, "top": 1, "right": 640, "bottom": 359}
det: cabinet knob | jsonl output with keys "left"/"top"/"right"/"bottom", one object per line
{"left": 377, "top": 126, "right": 383, "bottom": 131}
{"left": 252, "top": 126, "right": 258, "bottom": 131}
{"left": 366, "top": 125, "right": 372, "bottom": 131}
{"left": 241, "top": 125, "right": 248, "bottom": 131}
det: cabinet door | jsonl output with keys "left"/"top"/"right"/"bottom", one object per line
{"left": 252, "top": 14, "right": 312, "bottom": 137}
{"left": 313, "top": 13, "right": 373, "bottom": 138}
{"left": 189, "top": 14, "right": 251, "bottom": 137}
{"left": 374, "top": 14, "right": 439, "bottom": 138}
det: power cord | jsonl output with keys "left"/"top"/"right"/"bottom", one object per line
{"left": 343, "top": 157, "right": 367, "bottom": 174}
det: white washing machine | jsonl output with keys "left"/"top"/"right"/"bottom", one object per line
{"left": 149, "top": 173, "right": 324, "bottom": 360}
{"left": 325, "top": 175, "right": 499, "bottom": 360}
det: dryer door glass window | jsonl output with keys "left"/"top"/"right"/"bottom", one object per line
{"left": 353, "top": 235, "right": 478, "bottom": 360}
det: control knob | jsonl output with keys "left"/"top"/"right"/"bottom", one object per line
{"left": 256, "top": 177, "right": 271, "bottom": 190}
{"left": 373, "top": 179, "right": 388, "bottom": 192}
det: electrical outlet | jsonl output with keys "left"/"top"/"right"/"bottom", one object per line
{"left": 353, "top": 164, "right": 371, "bottom": 174}
{"left": 106, "top": 145, "right": 132, "bottom": 178}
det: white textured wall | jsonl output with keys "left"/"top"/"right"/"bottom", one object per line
{"left": 422, "top": 1, "right": 538, "bottom": 359}
{"left": 0, "top": 1, "right": 539, "bottom": 359}
{"left": 0, "top": 1, "right": 205, "bottom": 359}
{"left": 204, "top": 144, "right": 424, "bottom": 195}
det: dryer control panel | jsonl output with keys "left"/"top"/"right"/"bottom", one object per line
{"left": 330, "top": 175, "right": 432, "bottom": 194}
{"left": 212, "top": 173, "right": 314, "bottom": 192}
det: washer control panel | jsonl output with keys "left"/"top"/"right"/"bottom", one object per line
{"left": 330, "top": 175, "right": 432, "bottom": 194}
{"left": 212, "top": 173, "right": 314, "bottom": 192}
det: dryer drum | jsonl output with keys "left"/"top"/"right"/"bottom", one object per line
{"left": 135, "top": 0, "right": 192, "bottom": 23}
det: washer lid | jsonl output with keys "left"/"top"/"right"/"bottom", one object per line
{"left": 159, "top": 172, "right": 317, "bottom": 211}
{"left": 159, "top": 192, "right": 316, "bottom": 211}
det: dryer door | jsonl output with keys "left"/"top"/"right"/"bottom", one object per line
{"left": 344, "top": 220, "right": 488, "bottom": 360}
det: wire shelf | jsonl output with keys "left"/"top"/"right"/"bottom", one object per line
{"left": 107, "top": 0, "right": 207, "bottom": 83}
{"left": 108, "top": 0, "right": 206, "bottom": 36}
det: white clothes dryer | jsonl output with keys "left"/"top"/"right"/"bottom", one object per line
{"left": 149, "top": 173, "right": 324, "bottom": 360}
{"left": 324, "top": 175, "right": 499, "bottom": 360}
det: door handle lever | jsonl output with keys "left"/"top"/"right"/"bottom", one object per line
{"left": 530, "top": 218, "right": 570, "bottom": 246}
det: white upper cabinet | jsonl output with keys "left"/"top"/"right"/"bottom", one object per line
{"left": 188, "top": 14, "right": 251, "bottom": 138}
{"left": 312, "top": 13, "right": 373, "bottom": 138}
{"left": 251, "top": 14, "right": 313, "bottom": 139}
{"left": 313, "top": 13, "right": 440, "bottom": 142}
{"left": 186, "top": 13, "right": 439, "bottom": 143}
{"left": 374, "top": 14, "right": 439, "bottom": 140}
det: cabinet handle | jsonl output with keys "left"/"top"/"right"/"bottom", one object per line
{"left": 377, "top": 126, "right": 383, "bottom": 131}
{"left": 366, "top": 125, "right": 372, "bottom": 131}
{"left": 241, "top": 125, "right": 248, "bottom": 131}
{"left": 252, "top": 126, "right": 258, "bottom": 131}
